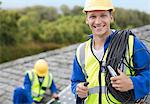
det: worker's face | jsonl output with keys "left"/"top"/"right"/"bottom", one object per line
{"left": 86, "top": 10, "right": 113, "bottom": 38}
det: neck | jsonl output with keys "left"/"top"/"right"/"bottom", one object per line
{"left": 93, "top": 30, "right": 111, "bottom": 50}
{"left": 93, "top": 38, "right": 104, "bottom": 50}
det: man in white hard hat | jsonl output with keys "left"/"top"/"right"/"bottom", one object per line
{"left": 71, "top": 0, "right": 150, "bottom": 104}
{"left": 13, "top": 59, "right": 59, "bottom": 104}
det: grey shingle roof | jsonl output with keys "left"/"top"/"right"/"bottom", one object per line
{"left": 0, "top": 25, "right": 149, "bottom": 104}
{"left": 0, "top": 44, "right": 78, "bottom": 104}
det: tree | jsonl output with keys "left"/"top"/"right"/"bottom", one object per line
{"left": 60, "top": 5, "right": 71, "bottom": 16}
{"left": 17, "top": 11, "right": 41, "bottom": 42}
{"left": 20, "top": 6, "right": 59, "bottom": 21}
{"left": 0, "top": 10, "right": 20, "bottom": 45}
{"left": 0, "top": 1, "right": 2, "bottom": 9}
{"left": 71, "top": 5, "right": 83, "bottom": 15}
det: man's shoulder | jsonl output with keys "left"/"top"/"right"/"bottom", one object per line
{"left": 77, "top": 42, "right": 87, "bottom": 49}
{"left": 25, "top": 70, "right": 35, "bottom": 80}
{"left": 76, "top": 42, "right": 87, "bottom": 56}
{"left": 77, "top": 39, "right": 91, "bottom": 50}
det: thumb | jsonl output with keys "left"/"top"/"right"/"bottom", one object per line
{"left": 117, "top": 69, "right": 123, "bottom": 75}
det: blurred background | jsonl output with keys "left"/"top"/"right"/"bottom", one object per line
{"left": 0, "top": 0, "right": 150, "bottom": 63}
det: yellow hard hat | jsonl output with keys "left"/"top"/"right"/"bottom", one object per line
{"left": 83, "top": 0, "right": 115, "bottom": 13}
{"left": 34, "top": 59, "right": 48, "bottom": 77}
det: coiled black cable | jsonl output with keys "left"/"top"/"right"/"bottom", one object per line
{"left": 103, "top": 30, "right": 150, "bottom": 104}
{"left": 104, "top": 30, "right": 134, "bottom": 104}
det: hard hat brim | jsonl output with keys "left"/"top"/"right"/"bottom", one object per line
{"left": 83, "top": 6, "right": 115, "bottom": 13}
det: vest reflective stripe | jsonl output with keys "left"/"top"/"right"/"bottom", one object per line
{"left": 28, "top": 70, "right": 52, "bottom": 102}
{"left": 32, "top": 92, "right": 45, "bottom": 98}
{"left": 31, "top": 71, "right": 34, "bottom": 85}
{"left": 76, "top": 42, "right": 88, "bottom": 79}
{"left": 76, "top": 35, "right": 135, "bottom": 104}
{"left": 89, "top": 86, "right": 109, "bottom": 95}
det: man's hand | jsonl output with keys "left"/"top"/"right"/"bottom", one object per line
{"left": 52, "top": 93, "right": 59, "bottom": 99}
{"left": 76, "top": 83, "right": 88, "bottom": 98}
{"left": 110, "top": 69, "right": 134, "bottom": 92}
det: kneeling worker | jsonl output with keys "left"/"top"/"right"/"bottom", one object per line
{"left": 13, "top": 59, "right": 59, "bottom": 104}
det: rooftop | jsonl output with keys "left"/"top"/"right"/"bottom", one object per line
{"left": 0, "top": 25, "right": 149, "bottom": 104}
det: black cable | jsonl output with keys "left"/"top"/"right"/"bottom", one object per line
{"left": 104, "top": 30, "right": 135, "bottom": 103}
{"left": 104, "top": 30, "right": 150, "bottom": 104}
{"left": 123, "top": 48, "right": 150, "bottom": 71}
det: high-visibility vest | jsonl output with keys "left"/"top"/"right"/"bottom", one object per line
{"left": 27, "top": 70, "right": 53, "bottom": 102}
{"left": 76, "top": 35, "right": 135, "bottom": 104}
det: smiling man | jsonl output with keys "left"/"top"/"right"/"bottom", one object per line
{"left": 71, "top": 0, "right": 150, "bottom": 104}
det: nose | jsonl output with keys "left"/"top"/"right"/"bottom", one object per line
{"left": 95, "top": 17, "right": 102, "bottom": 25}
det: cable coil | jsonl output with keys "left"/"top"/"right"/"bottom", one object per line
{"left": 104, "top": 30, "right": 136, "bottom": 104}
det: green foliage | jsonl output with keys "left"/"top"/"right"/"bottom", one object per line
{"left": 114, "top": 8, "right": 150, "bottom": 29}
{"left": 39, "top": 15, "right": 88, "bottom": 44}
{"left": 0, "top": 10, "right": 20, "bottom": 45}
{"left": 60, "top": 5, "right": 71, "bottom": 16}
{"left": 20, "top": 6, "right": 59, "bottom": 21}
{"left": 71, "top": 6, "right": 83, "bottom": 15}
{"left": 0, "top": 5, "right": 150, "bottom": 63}
{"left": 17, "top": 11, "right": 41, "bottom": 42}
{"left": 0, "top": 42, "right": 62, "bottom": 63}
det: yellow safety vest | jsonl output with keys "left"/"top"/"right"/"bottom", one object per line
{"left": 76, "top": 35, "right": 135, "bottom": 104}
{"left": 27, "top": 70, "right": 53, "bottom": 102}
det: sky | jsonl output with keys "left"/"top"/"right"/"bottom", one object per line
{"left": 0, "top": 0, "right": 150, "bottom": 13}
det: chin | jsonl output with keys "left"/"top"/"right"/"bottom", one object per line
{"left": 94, "top": 31, "right": 109, "bottom": 37}
{"left": 95, "top": 31, "right": 105, "bottom": 35}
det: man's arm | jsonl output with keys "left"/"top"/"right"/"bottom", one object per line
{"left": 71, "top": 56, "right": 86, "bottom": 94}
{"left": 50, "top": 80, "right": 57, "bottom": 93}
{"left": 50, "top": 79, "right": 59, "bottom": 99}
{"left": 130, "top": 37, "right": 150, "bottom": 100}
{"left": 23, "top": 73, "right": 33, "bottom": 102}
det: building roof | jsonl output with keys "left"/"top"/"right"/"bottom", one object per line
{"left": 0, "top": 25, "right": 149, "bottom": 104}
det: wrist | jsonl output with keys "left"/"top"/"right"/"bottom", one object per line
{"left": 129, "top": 78, "right": 134, "bottom": 90}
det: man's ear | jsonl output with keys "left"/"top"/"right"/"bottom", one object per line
{"left": 110, "top": 15, "right": 114, "bottom": 23}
